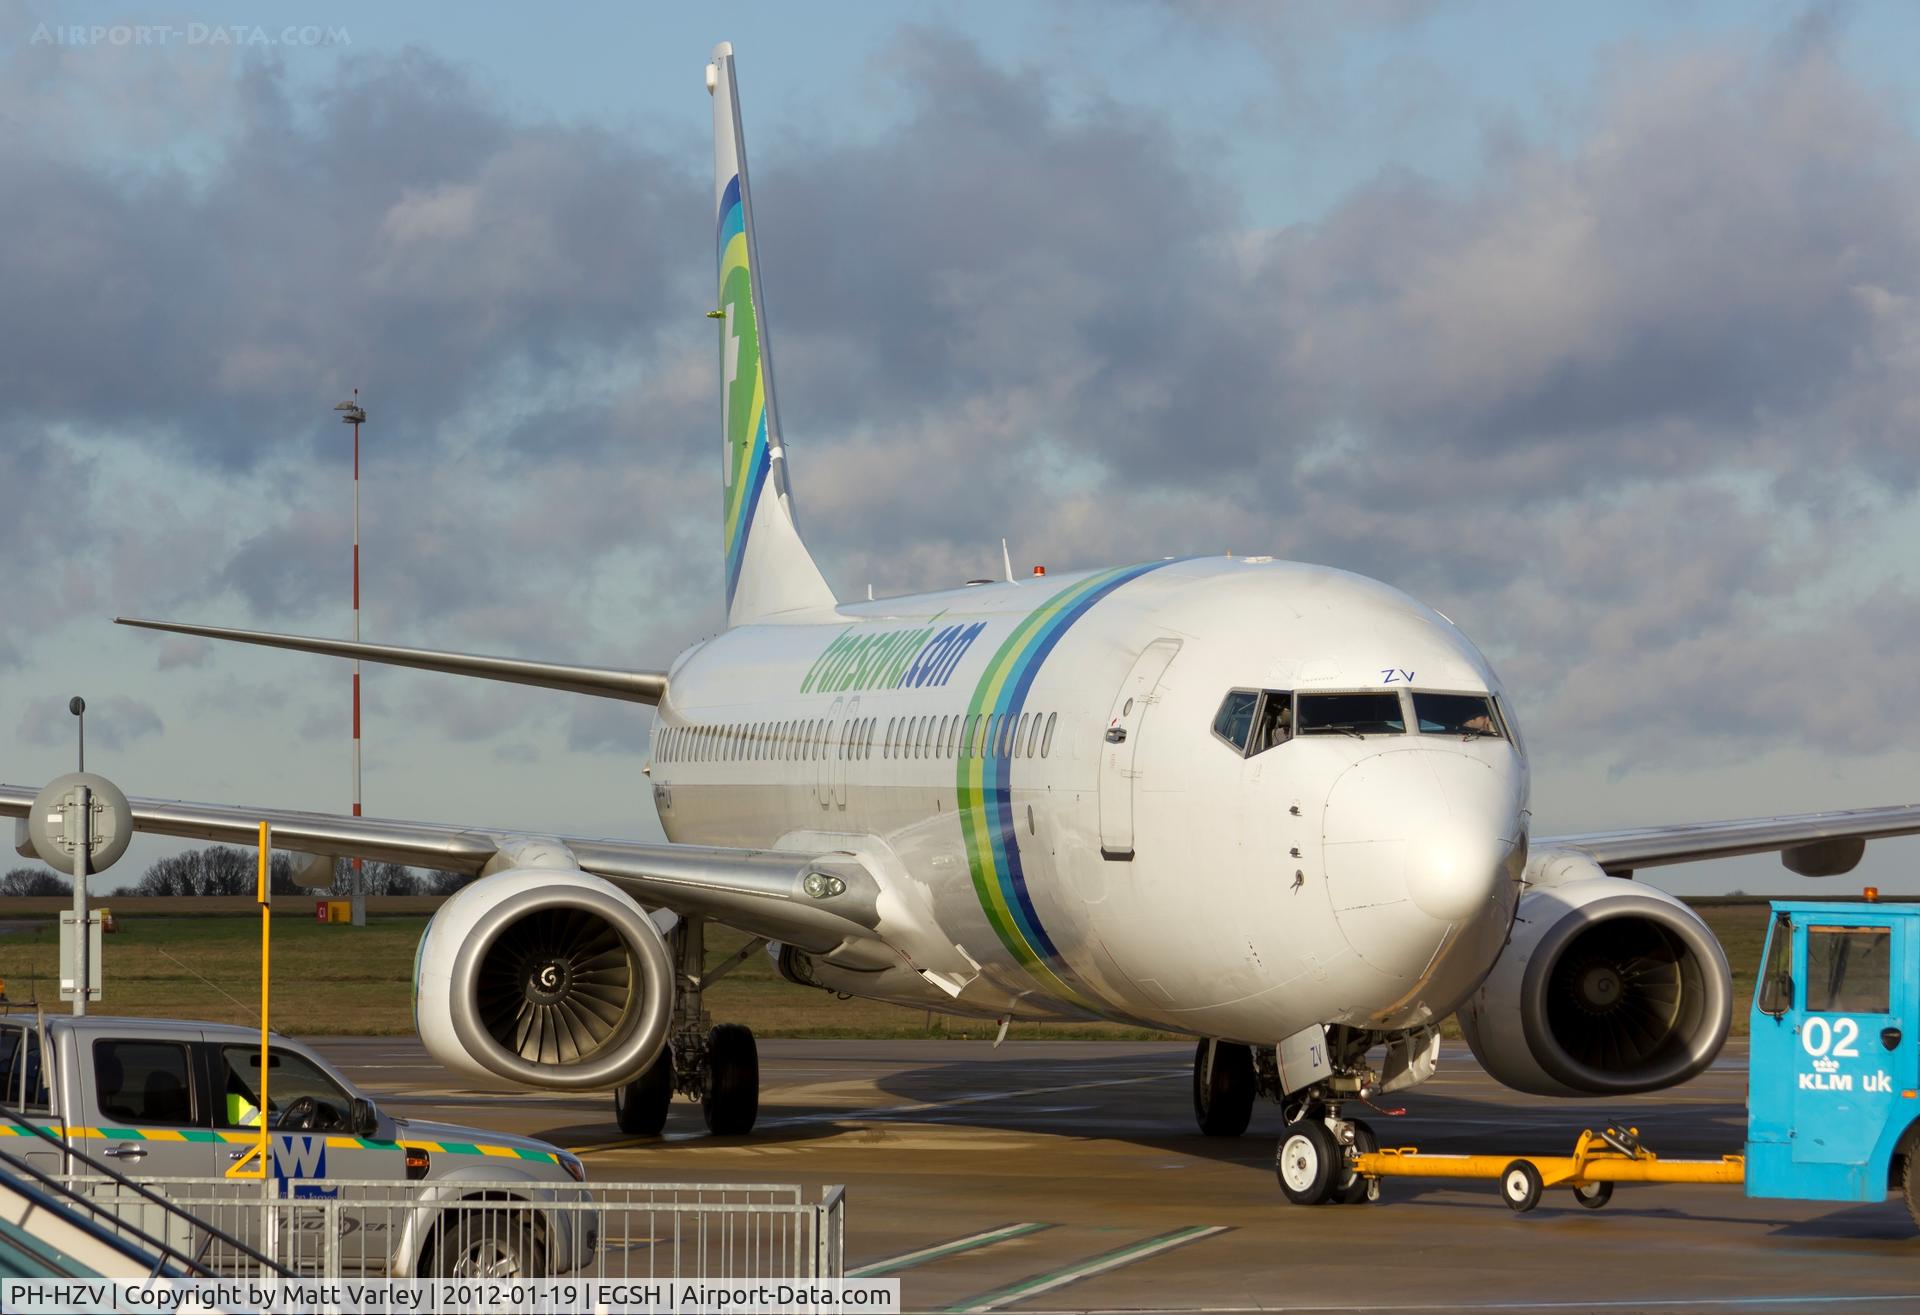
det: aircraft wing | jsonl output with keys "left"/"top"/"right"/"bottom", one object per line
{"left": 0, "top": 785, "right": 877, "bottom": 954}
{"left": 1540, "top": 802, "right": 1920, "bottom": 875}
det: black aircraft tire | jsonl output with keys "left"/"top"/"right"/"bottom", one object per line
{"left": 1332, "top": 1120, "right": 1377, "bottom": 1205}
{"left": 613, "top": 1046, "right": 673, "bottom": 1136}
{"left": 702, "top": 1023, "right": 760, "bottom": 1136}
{"left": 1192, "top": 1041, "right": 1256, "bottom": 1138}
{"left": 1276, "top": 1120, "right": 1339, "bottom": 1205}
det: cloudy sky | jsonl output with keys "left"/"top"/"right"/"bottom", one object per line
{"left": 5, "top": 1, "right": 1920, "bottom": 895}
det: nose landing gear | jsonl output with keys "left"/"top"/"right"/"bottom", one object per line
{"left": 1276, "top": 1109, "right": 1379, "bottom": 1205}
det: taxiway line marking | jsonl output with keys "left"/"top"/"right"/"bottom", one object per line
{"left": 758, "top": 1068, "right": 1187, "bottom": 1129}
{"left": 945, "top": 1224, "right": 1231, "bottom": 1312}
{"left": 849, "top": 1222, "right": 1051, "bottom": 1277}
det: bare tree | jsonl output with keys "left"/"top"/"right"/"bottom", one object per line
{"left": 0, "top": 867, "right": 73, "bottom": 897}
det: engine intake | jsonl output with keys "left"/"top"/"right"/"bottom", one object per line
{"left": 415, "top": 868, "right": 674, "bottom": 1089}
{"left": 1457, "top": 871, "right": 1730, "bottom": 1097}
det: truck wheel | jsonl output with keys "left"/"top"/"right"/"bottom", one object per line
{"left": 702, "top": 1024, "right": 759, "bottom": 1136}
{"left": 1904, "top": 1154, "right": 1920, "bottom": 1233}
{"left": 432, "top": 1209, "right": 546, "bottom": 1278}
{"left": 1276, "top": 1121, "right": 1338, "bottom": 1205}
{"left": 614, "top": 1045, "right": 673, "bottom": 1136}
{"left": 1501, "top": 1160, "right": 1543, "bottom": 1213}
{"left": 1192, "top": 1041, "right": 1255, "bottom": 1137}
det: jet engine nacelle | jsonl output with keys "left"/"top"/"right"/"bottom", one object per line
{"left": 1457, "top": 863, "right": 1730, "bottom": 1097}
{"left": 413, "top": 867, "right": 674, "bottom": 1090}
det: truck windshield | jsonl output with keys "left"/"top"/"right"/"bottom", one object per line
{"left": 1296, "top": 692, "right": 1406, "bottom": 737}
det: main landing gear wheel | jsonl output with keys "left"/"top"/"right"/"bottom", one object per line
{"left": 1276, "top": 1120, "right": 1339, "bottom": 1205}
{"left": 1571, "top": 1180, "right": 1613, "bottom": 1210}
{"left": 613, "top": 1045, "right": 673, "bottom": 1136}
{"left": 702, "top": 1023, "right": 759, "bottom": 1136}
{"left": 1501, "top": 1159, "right": 1544, "bottom": 1213}
{"left": 1192, "top": 1041, "right": 1255, "bottom": 1137}
{"left": 1331, "top": 1119, "right": 1378, "bottom": 1205}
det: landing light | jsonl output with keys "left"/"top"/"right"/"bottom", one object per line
{"left": 803, "top": 872, "right": 846, "bottom": 900}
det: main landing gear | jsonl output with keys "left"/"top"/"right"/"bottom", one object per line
{"left": 613, "top": 916, "right": 764, "bottom": 1137}
{"left": 1192, "top": 1040, "right": 1256, "bottom": 1137}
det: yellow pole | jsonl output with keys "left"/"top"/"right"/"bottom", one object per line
{"left": 226, "top": 822, "right": 271, "bottom": 1180}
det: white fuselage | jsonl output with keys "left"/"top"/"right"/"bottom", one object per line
{"left": 650, "top": 556, "right": 1528, "bottom": 1046}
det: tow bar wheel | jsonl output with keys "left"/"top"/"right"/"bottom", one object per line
{"left": 1572, "top": 1179, "right": 1613, "bottom": 1210}
{"left": 1277, "top": 1121, "right": 1338, "bottom": 1205}
{"left": 1501, "top": 1159, "right": 1544, "bottom": 1213}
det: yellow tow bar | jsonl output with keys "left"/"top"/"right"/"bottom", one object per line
{"left": 1350, "top": 1125, "right": 1745, "bottom": 1212}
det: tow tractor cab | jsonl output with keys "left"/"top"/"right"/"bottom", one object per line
{"left": 1748, "top": 900, "right": 1920, "bottom": 1211}
{"left": 0, "top": 1015, "right": 588, "bottom": 1276}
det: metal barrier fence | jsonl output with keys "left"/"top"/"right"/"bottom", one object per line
{"left": 57, "top": 1177, "right": 846, "bottom": 1281}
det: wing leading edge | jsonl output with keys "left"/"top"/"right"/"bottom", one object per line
{"left": 1542, "top": 801, "right": 1920, "bottom": 875}
{"left": 0, "top": 785, "right": 875, "bottom": 953}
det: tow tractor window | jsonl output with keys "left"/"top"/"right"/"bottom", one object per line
{"left": 219, "top": 1045, "right": 353, "bottom": 1132}
{"left": 1413, "top": 692, "right": 1503, "bottom": 739}
{"left": 1295, "top": 692, "right": 1406, "bottom": 737}
{"left": 1805, "top": 926, "right": 1891, "bottom": 1014}
{"left": 1756, "top": 913, "right": 1793, "bottom": 1016}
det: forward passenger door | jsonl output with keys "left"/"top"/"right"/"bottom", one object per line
{"left": 1098, "top": 639, "right": 1182, "bottom": 861}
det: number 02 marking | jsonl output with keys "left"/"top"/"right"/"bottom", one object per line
{"left": 1802, "top": 1017, "right": 1860, "bottom": 1059}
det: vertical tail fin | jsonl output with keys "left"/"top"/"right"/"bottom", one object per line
{"left": 708, "top": 42, "right": 837, "bottom": 627}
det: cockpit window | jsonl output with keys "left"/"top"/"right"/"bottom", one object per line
{"left": 1295, "top": 692, "right": 1406, "bottom": 736}
{"left": 1211, "top": 689, "right": 1294, "bottom": 757}
{"left": 1413, "top": 692, "right": 1503, "bottom": 739}
{"left": 1211, "top": 690, "right": 1259, "bottom": 753}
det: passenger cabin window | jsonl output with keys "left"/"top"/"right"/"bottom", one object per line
{"left": 1413, "top": 692, "right": 1503, "bottom": 739}
{"left": 1042, "top": 712, "right": 1058, "bottom": 757}
{"left": 1805, "top": 926, "right": 1891, "bottom": 1014}
{"left": 93, "top": 1039, "right": 195, "bottom": 1126}
{"left": 1296, "top": 692, "right": 1406, "bottom": 737}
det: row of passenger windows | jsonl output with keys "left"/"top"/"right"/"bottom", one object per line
{"left": 1212, "top": 688, "right": 1507, "bottom": 758}
{"left": 656, "top": 711, "right": 1061, "bottom": 765}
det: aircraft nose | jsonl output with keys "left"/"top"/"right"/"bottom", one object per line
{"left": 1320, "top": 748, "right": 1523, "bottom": 977}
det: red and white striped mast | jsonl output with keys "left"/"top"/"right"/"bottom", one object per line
{"left": 334, "top": 391, "right": 367, "bottom": 927}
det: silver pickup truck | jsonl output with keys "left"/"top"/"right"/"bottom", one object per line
{"left": 0, "top": 1014, "right": 592, "bottom": 1277}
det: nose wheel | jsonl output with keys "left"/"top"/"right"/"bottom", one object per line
{"left": 1276, "top": 1120, "right": 1339, "bottom": 1203}
{"left": 1276, "top": 1106, "right": 1379, "bottom": 1206}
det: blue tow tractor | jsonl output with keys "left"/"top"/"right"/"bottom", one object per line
{"left": 1349, "top": 898, "right": 1920, "bottom": 1225}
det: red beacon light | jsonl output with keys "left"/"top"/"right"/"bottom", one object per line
{"left": 1864, "top": 886, "right": 1880, "bottom": 903}
{"left": 1032, "top": 565, "right": 1046, "bottom": 577}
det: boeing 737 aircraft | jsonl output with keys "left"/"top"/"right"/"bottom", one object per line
{"left": 11, "top": 43, "right": 1920, "bottom": 1204}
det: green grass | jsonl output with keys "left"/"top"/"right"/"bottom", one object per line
{"left": 0, "top": 903, "right": 1778, "bottom": 1040}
